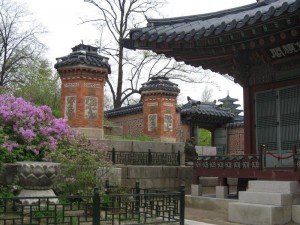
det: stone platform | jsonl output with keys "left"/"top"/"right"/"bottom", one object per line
{"left": 228, "top": 180, "right": 300, "bottom": 225}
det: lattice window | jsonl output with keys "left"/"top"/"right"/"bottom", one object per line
{"left": 256, "top": 85, "right": 300, "bottom": 167}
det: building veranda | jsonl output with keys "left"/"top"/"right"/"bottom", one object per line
{"left": 122, "top": 0, "right": 300, "bottom": 224}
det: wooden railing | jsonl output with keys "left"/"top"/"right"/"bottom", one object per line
{"left": 194, "top": 145, "right": 300, "bottom": 171}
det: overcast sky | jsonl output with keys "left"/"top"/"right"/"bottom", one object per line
{"left": 15, "top": 0, "right": 256, "bottom": 108}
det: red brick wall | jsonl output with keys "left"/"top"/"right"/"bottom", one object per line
{"left": 58, "top": 66, "right": 108, "bottom": 129}
{"left": 107, "top": 113, "right": 144, "bottom": 137}
{"left": 106, "top": 110, "right": 189, "bottom": 143}
{"left": 142, "top": 95, "right": 178, "bottom": 140}
{"left": 175, "top": 112, "right": 190, "bottom": 143}
{"left": 228, "top": 127, "right": 245, "bottom": 155}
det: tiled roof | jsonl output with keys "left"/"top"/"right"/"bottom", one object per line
{"left": 126, "top": 0, "right": 299, "bottom": 45}
{"left": 139, "top": 76, "right": 180, "bottom": 94}
{"left": 218, "top": 95, "right": 239, "bottom": 103}
{"left": 105, "top": 103, "right": 143, "bottom": 118}
{"left": 226, "top": 120, "right": 244, "bottom": 128}
{"left": 54, "top": 44, "right": 111, "bottom": 73}
{"left": 180, "top": 97, "right": 234, "bottom": 124}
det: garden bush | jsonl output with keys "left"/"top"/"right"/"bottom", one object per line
{"left": 0, "top": 96, "right": 111, "bottom": 196}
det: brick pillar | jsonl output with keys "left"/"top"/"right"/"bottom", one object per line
{"left": 55, "top": 43, "right": 111, "bottom": 139}
{"left": 140, "top": 77, "right": 180, "bottom": 142}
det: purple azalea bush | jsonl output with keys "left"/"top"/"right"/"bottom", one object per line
{"left": 0, "top": 96, "right": 76, "bottom": 162}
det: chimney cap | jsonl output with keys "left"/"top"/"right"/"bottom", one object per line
{"left": 71, "top": 43, "right": 98, "bottom": 54}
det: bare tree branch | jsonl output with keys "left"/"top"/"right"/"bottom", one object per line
{"left": 84, "top": 0, "right": 219, "bottom": 109}
{"left": 0, "top": 0, "right": 45, "bottom": 87}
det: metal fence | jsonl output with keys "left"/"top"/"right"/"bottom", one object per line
{"left": 0, "top": 183, "right": 185, "bottom": 225}
{"left": 107, "top": 148, "right": 181, "bottom": 166}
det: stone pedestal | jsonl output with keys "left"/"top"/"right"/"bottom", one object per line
{"left": 18, "top": 189, "right": 58, "bottom": 204}
{"left": 17, "top": 162, "right": 60, "bottom": 204}
{"left": 191, "top": 184, "right": 203, "bottom": 196}
{"left": 216, "top": 186, "right": 228, "bottom": 199}
{"left": 228, "top": 180, "right": 300, "bottom": 225}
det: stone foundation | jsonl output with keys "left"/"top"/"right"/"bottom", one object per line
{"left": 228, "top": 180, "right": 300, "bottom": 225}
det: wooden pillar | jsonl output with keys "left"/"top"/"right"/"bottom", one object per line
{"left": 243, "top": 86, "right": 253, "bottom": 154}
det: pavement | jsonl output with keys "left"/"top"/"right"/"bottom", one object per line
{"left": 185, "top": 219, "right": 214, "bottom": 225}
{"left": 184, "top": 207, "right": 299, "bottom": 225}
{"left": 184, "top": 207, "right": 243, "bottom": 225}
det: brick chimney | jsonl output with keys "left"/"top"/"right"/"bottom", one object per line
{"left": 139, "top": 76, "right": 180, "bottom": 142}
{"left": 55, "top": 43, "right": 111, "bottom": 139}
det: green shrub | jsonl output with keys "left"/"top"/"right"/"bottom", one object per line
{"left": 123, "top": 135, "right": 154, "bottom": 141}
{"left": 53, "top": 135, "right": 111, "bottom": 196}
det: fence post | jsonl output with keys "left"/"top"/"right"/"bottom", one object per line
{"left": 134, "top": 181, "right": 141, "bottom": 223}
{"left": 112, "top": 147, "right": 116, "bottom": 164}
{"left": 104, "top": 180, "right": 109, "bottom": 194}
{"left": 177, "top": 150, "right": 181, "bottom": 166}
{"left": 179, "top": 185, "right": 185, "bottom": 225}
{"left": 148, "top": 149, "right": 152, "bottom": 165}
{"left": 134, "top": 181, "right": 140, "bottom": 212}
{"left": 93, "top": 187, "right": 100, "bottom": 225}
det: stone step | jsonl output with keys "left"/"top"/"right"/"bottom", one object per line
{"left": 292, "top": 205, "right": 300, "bottom": 223}
{"left": 228, "top": 202, "right": 291, "bottom": 225}
{"left": 248, "top": 180, "right": 300, "bottom": 194}
{"left": 239, "top": 191, "right": 292, "bottom": 206}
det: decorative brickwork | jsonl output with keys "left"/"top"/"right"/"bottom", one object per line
{"left": 228, "top": 127, "right": 244, "bottom": 155}
{"left": 142, "top": 96, "right": 178, "bottom": 142}
{"left": 58, "top": 66, "right": 107, "bottom": 129}
{"left": 175, "top": 112, "right": 190, "bottom": 143}
{"left": 139, "top": 77, "right": 180, "bottom": 142}
{"left": 107, "top": 113, "right": 144, "bottom": 137}
{"left": 55, "top": 44, "right": 110, "bottom": 139}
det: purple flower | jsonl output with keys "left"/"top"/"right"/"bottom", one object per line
{"left": 0, "top": 96, "right": 79, "bottom": 162}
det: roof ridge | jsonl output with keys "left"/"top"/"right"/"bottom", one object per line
{"left": 147, "top": 2, "right": 259, "bottom": 26}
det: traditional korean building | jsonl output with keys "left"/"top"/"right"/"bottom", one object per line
{"left": 122, "top": 0, "right": 300, "bottom": 223}
{"left": 105, "top": 76, "right": 244, "bottom": 154}
{"left": 122, "top": 0, "right": 300, "bottom": 171}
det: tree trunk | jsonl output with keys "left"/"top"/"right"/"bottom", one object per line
{"left": 114, "top": 44, "right": 124, "bottom": 108}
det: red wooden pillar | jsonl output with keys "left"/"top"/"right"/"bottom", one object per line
{"left": 243, "top": 86, "right": 254, "bottom": 154}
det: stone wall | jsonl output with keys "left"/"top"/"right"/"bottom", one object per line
{"left": 118, "top": 166, "right": 193, "bottom": 194}
{"left": 102, "top": 139, "right": 185, "bottom": 165}
{"left": 101, "top": 140, "right": 192, "bottom": 193}
{"left": 106, "top": 112, "right": 190, "bottom": 143}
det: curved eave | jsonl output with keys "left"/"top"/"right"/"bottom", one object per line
{"left": 123, "top": 0, "right": 300, "bottom": 82}
{"left": 105, "top": 103, "right": 143, "bottom": 118}
{"left": 181, "top": 113, "right": 233, "bottom": 125}
{"left": 180, "top": 107, "right": 234, "bottom": 125}
{"left": 127, "top": 0, "right": 300, "bottom": 45}
{"left": 55, "top": 53, "right": 111, "bottom": 74}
